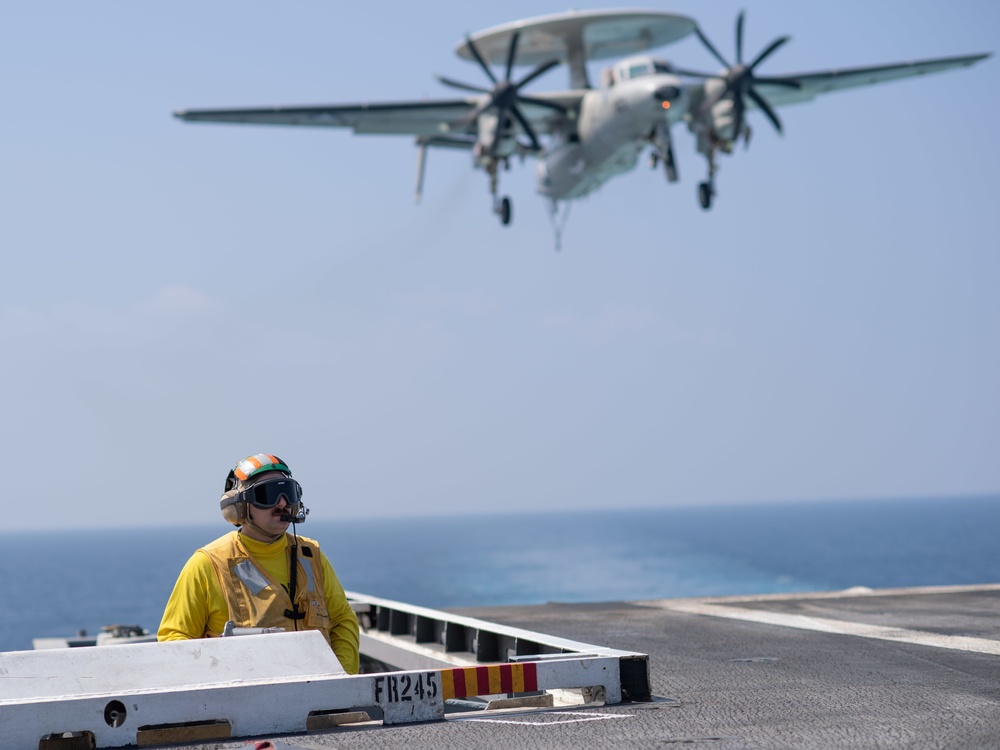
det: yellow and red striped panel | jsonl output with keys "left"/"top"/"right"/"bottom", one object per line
{"left": 440, "top": 662, "right": 538, "bottom": 701}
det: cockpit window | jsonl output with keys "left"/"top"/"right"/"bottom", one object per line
{"left": 611, "top": 58, "right": 673, "bottom": 85}
{"left": 627, "top": 62, "right": 652, "bottom": 79}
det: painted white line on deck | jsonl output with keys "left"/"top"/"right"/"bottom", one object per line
{"left": 660, "top": 601, "right": 1000, "bottom": 656}
{"left": 456, "top": 711, "right": 632, "bottom": 726}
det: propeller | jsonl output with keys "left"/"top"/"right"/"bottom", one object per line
{"left": 672, "top": 11, "right": 802, "bottom": 144}
{"left": 437, "top": 32, "right": 565, "bottom": 157}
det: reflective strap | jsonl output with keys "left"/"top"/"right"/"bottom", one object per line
{"left": 233, "top": 560, "right": 270, "bottom": 596}
{"left": 300, "top": 553, "right": 316, "bottom": 595}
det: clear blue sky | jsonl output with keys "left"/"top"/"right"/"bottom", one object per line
{"left": 1, "top": 1, "right": 997, "bottom": 530}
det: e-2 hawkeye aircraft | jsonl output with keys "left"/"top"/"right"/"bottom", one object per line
{"left": 175, "top": 9, "right": 989, "bottom": 232}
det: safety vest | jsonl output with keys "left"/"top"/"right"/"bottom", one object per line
{"left": 199, "top": 531, "right": 332, "bottom": 639}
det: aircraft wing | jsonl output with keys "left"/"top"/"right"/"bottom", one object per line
{"left": 754, "top": 52, "right": 990, "bottom": 107}
{"left": 174, "top": 91, "right": 585, "bottom": 138}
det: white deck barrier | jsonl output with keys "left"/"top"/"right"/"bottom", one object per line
{"left": 4, "top": 594, "right": 649, "bottom": 748}
{"left": 347, "top": 590, "right": 650, "bottom": 701}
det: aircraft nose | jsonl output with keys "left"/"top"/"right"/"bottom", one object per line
{"left": 653, "top": 85, "right": 681, "bottom": 101}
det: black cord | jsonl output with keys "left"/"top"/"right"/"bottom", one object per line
{"left": 285, "top": 526, "right": 304, "bottom": 628}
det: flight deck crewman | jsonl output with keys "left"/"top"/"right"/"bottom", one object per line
{"left": 157, "top": 453, "right": 359, "bottom": 674}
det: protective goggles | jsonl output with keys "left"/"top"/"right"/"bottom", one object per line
{"left": 237, "top": 477, "right": 303, "bottom": 509}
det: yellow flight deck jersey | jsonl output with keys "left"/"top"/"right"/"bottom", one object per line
{"left": 158, "top": 531, "right": 359, "bottom": 674}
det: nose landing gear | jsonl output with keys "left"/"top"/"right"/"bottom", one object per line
{"left": 650, "top": 120, "right": 679, "bottom": 184}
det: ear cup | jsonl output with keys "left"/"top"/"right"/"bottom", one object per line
{"left": 220, "top": 490, "right": 247, "bottom": 526}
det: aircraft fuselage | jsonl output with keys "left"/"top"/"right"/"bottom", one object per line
{"left": 536, "top": 70, "right": 686, "bottom": 201}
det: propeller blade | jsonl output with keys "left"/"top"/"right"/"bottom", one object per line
{"left": 464, "top": 34, "right": 497, "bottom": 84}
{"left": 455, "top": 33, "right": 563, "bottom": 160}
{"left": 754, "top": 76, "right": 802, "bottom": 89}
{"left": 689, "top": 13, "right": 793, "bottom": 146}
{"left": 749, "top": 35, "right": 791, "bottom": 70}
{"left": 504, "top": 31, "right": 520, "bottom": 81}
{"left": 510, "top": 105, "right": 542, "bottom": 151}
{"left": 515, "top": 58, "right": 561, "bottom": 91}
{"left": 736, "top": 10, "right": 745, "bottom": 65}
{"left": 694, "top": 26, "right": 731, "bottom": 70}
{"left": 518, "top": 95, "right": 568, "bottom": 114}
{"left": 746, "top": 86, "right": 783, "bottom": 134}
{"left": 732, "top": 94, "right": 745, "bottom": 140}
{"left": 436, "top": 75, "right": 490, "bottom": 94}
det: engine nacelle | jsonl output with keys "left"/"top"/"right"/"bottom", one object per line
{"left": 472, "top": 112, "right": 517, "bottom": 167}
{"left": 689, "top": 78, "right": 739, "bottom": 156}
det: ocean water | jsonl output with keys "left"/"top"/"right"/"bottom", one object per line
{"left": 2, "top": 496, "right": 998, "bottom": 653}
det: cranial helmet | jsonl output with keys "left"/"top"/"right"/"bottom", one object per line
{"left": 219, "top": 453, "right": 305, "bottom": 526}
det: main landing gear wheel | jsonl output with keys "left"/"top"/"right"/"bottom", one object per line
{"left": 698, "top": 182, "right": 713, "bottom": 210}
{"left": 497, "top": 196, "right": 512, "bottom": 226}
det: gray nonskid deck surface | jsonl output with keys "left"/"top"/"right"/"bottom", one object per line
{"left": 168, "top": 585, "right": 1000, "bottom": 750}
